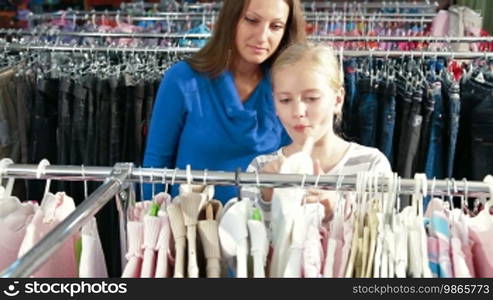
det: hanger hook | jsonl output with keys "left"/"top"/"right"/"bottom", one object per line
{"left": 186, "top": 164, "right": 192, "bottom": 186}
{"left": 81, "top": 164, "right": 88, "bottom": 199}
{"left": 36, "top": 159, "right": 51, "bottom": 198}
{"left": 254, "top": 169, "right": 260, "bottom": 188}
{"left": 203, "top": 169, "right": 208, "bottom": 186}
{"left": 314, "top": 173, "right": 321, "bottom": 189}
{"left": 171, "top": 168, "right": 178, "bottom": 186}
{"left": 162, "top": 167, "right": 168, "bottom": 194}
{"left": 139, "top": 166, "right": 144, "bottom": 201}
{"left": 151, "top": 167, "right": 155, "bottom": 199}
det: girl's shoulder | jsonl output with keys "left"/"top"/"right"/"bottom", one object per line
{"left": 339, "top": 143, "right": 392, "bottom": 174}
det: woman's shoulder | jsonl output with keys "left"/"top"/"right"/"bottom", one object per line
{"left": 165, "top": 61, "right": 200, "bottom": 78}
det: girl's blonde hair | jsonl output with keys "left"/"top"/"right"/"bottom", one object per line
{"left": 271, "top": 43, "right": 345, "bottom": 135}
{"left": 271, "top": 43, "right": 344, "bottom": 92}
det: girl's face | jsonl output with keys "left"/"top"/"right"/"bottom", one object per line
{"left": 235, "top": 0, "right": 289, "bottom": 67}
{"left": 273, "top": 61, "right": 344, "bottom": 146}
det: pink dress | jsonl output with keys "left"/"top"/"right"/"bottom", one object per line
{"left": 0, "top": 201, "right": 37, "bottom": 271}
{"left": 18, "top": 193, "right": 78, "bottom": 277}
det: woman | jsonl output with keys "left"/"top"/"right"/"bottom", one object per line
{"left": 143, "top": 0, "right": 306, "bottom": 203}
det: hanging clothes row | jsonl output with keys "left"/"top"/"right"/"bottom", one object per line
{"left": 1, "top": 163, "right": 491, "bottom": 278}
{"left": 336, "top": 55, "right": 493, "bottom": 191}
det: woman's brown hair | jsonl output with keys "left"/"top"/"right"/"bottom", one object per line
{"left": 187, "top": 0, "right": 306, "bottom": 77}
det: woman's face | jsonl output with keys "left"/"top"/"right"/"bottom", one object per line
{"left": 273, "top": 61, "right": 344, "bottom": 146}
{"left": 235, "top": 0, "right": 290, "bottom": 67}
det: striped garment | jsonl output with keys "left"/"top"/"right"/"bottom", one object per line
{"left": 242, "top": 142, "right": 392, "bottom": 223}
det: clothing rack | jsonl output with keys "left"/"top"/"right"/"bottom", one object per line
{"left": 25, "top": 12, "right": 434, "bottom": 24}
{"left": 2, "top": 43, "right": 493, "bottom": 59}
{"left": 0, "top": 163, "right": 490, "bottom": 197}
{"left": 26, "top": 10, "right": 438, "bottom": 18}
{"left": 0, "top": 162, "right": 489, "bottom": 277}
{"left": 119, "top": 1, "right": 439, "bottom": 12}
{"left": 3, "top": 29, "right": 493, "bottom": 43}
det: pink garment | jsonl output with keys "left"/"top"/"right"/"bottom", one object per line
{"left": 79, "top": 217, "right": 108, "bottom": 278}
{"left": 428, "top": 237, "right": 439, "bottom": 278}
{"left": 337, "top": 199, "right": 354, "bottom": 278}
{"left": 154, "top": 214, "right": 171, "bottom": 278}
{"left": 0, "top": 202, "right": 37, "bottom": 271}
{"left": 468, "top": 208, "right": 493, "bottom": 277}
{"left": 302, "top": 225, "right": 323, "bottom": 278}
{"left": 450, "top": 237, "right": 472, "bottom": 278}
{"left": 140, "top": 215, "right": 162, "bottom": 278}
{"left": 462, "top": 241, "right": 476, "bottom": 277}
{"left": 18, "top": 192, "right": 78, "bottom": 277}
{"left": 121, "top": 221, "right": 144, "bottom": 278}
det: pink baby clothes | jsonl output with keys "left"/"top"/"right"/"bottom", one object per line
{"left": 79, "top": 217, "right": 108, "bottom": 278}
{"left": 18, "top": 192, "right": 78, "bottom": 277}
{"left": 121, "top": 221, "right": 144, "bottom": 278}
{"left": 0, "top": 202, "right": 37, "bottom": 271}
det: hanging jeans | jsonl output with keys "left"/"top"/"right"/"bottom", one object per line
{"left": 425, "top": 81, "right": 446, "bottom": 180}
{"left": 357, "top": 77, "right": 378, "bottom": 147}
{"left": 417, "top": 85, "right": 435, "bottom": 173}
{"left": 342, "top": 59, "right": 359, "bottom": 142}
{"left": 377, "top": 80, "right": 396, "bottom": 161}
{"left": 397, "top": 86, "right": 423, "bottom": 179}
{"left": 455, "top": 75, "right": 493, "bottom": 180}
{"left": 443, "top": 78, "right": 461, "bottom": 179}
{"left": 394, "top": 83, "right": 413, "bottom": 168}
{"left": 97, "top": 79, "right": 111, "bottom": 167}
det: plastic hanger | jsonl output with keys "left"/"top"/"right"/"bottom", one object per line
{"left": 36, "top": 159, "right": 51, "bottom": 199}
{"left": 81, "top": 164, "right": 88, "bottom": 200}
{"left": 139, "top": 167, "right": 144, "bottom": 201}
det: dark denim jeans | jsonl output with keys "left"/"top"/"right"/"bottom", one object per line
{"left": 357, "top": 77, "right": 379, "bottom": 147}
{"left": 97, "top": 79, "right": 111, "bottom": 166}
{"left": 377, "top": 80, "right": 396, "bottom": 161}
{"left": 455, "top": 76, "right": 493, "bottom": 180}
{"left": 342, "top": 59, "right": 359, "bottom": 141}
{"left": 425, "top": 81, "right": 446, "bottom": 180}
{"left": 417, "top": 85, "right": 435, "bottom": 173}
{"left": 397, "top": 87, "right": 423, "bottom": 178}
{"left": 443, "top": 78, "right": 461, "bottom": 178}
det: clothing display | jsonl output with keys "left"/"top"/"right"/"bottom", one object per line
{"left": 1, "top": 1, "right": 493, "bottom": 280}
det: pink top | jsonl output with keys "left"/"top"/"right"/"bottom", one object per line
{"left": 0, "top": 201, "right": 37, "bottom": 271}
{"left": 18, "top": 193, "right": 78, "bottom": 278}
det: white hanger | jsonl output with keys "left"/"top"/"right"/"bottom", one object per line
{"left": 162, "top": 168, "right": 168, "bottom": 194}
{"left": 36, "top": 159, "right": 51, "bottom": 199}
{"left": 139, "top": 167, "right": 144, "bottom": 201}
{"left": 0, "top": 158, "right": 14, "bottom": 199}
{"left": 81, "top": 164, "right": 88, "bottom": 199}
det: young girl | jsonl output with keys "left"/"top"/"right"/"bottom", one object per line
{"left": 245, "top": 43, "right": 392, "bottom": 221}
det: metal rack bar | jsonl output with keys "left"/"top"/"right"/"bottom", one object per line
{"left": 119, "top": 1, "right": 439, "bottom": 11}
{"left": 2, "top": 29, "right": 493, "bottom": 43}
{"left": 0, "top": 163, "right": 490, "bottom": 198}
{"left": 0, "top": 163, "right": 134, "bottom": 278}
{"left": 26, "top": 10, "right": 438, "bottom": 18}
{"left": 25, "top": 13, "right": 434, "bottom": 23}
{"left": 2, "top": 44, "right": 492, "bottom": 58}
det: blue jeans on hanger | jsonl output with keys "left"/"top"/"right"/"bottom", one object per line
{"left": 425, "top": 81, "right": 446, "bottom": 180}
{"left": 397, "top": 86, "right": 423, "bottom": 179}
{"left": 377, "top": 80, "right": 396, "bottom": 161}
{"left": 417, "top": 84, "right": 435, "bottom": 173}
{"left": 342, "top": 59, "right": 359, "bottom": 141}
{"left": 442, "top": 76, "right": 461, "bottom": 179}
{"left": 357, "top": 77, "right": 378, "bottom": 147}
{"left": 455, "top": 75, "right": 493, "bottom": 180}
